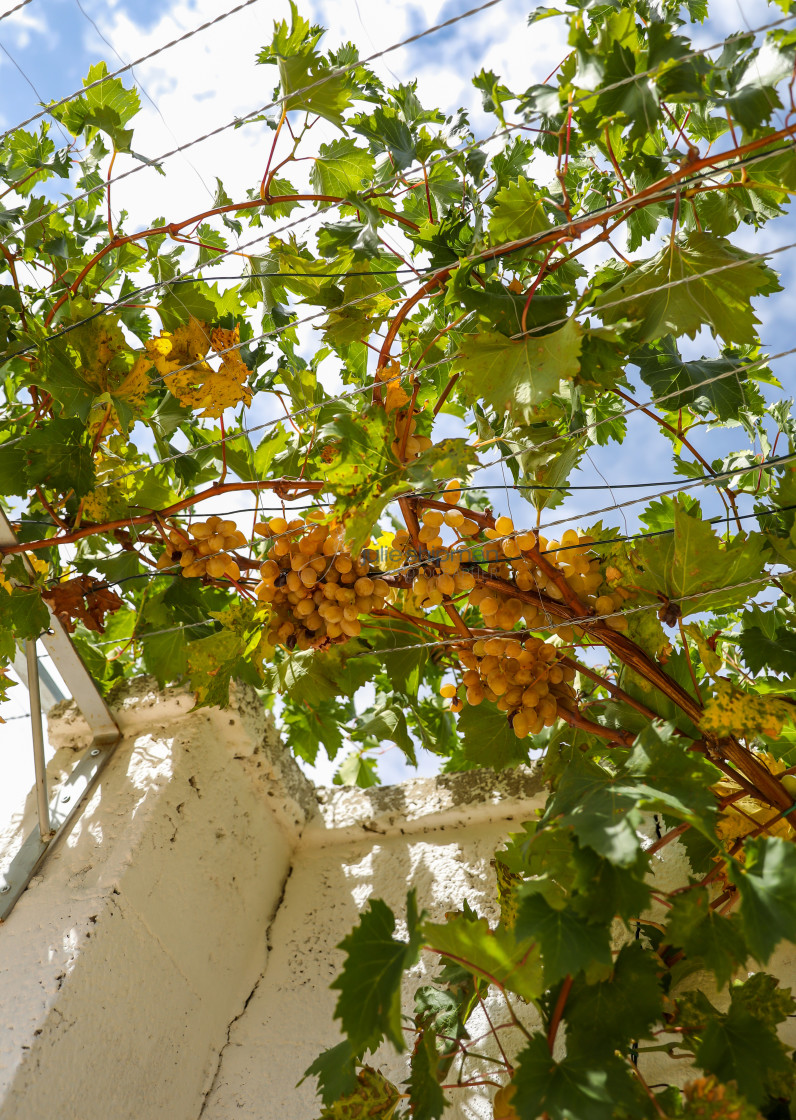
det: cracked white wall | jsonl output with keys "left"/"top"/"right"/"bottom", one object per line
{"left": 2, "top": 679, "right": 795, "bottom": 1120}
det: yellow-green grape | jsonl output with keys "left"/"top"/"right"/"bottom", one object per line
{"left": 443, "top": 480, "right": 462, "bottom": 505}
{"left": 449, "top": 636, "right": 577, "bottom": 739}
{"left": 158, "top": 515, "right": 248, "bottom": 582}
{"left": 251, "top": 514, "right": 392, "bottom": 652}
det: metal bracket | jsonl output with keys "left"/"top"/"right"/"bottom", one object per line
{"left": 0, "top": 510, "right": 122, "bottom": 921}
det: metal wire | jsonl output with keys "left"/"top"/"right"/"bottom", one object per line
{"left": 0, "top": 0, "right": 264, "bottom": 142}
{"left": 4, "top": 0, "right": 511, "bottom": 235}
{"left": 3, "top": 113, "right": 792, "bottom": 371}
{"left": 5, "top": 9, "right": 793, "bottom": 241}
{"left": 90, "top": 566, "right": 796, "bottom": 649}
{"left": 85, "top": 222, "right": 796, "bottom": 492}
{"left": 369, "top": 452, "right": 796, "bottom": 581}
{"left": 0, "top": 0, "right": 34, "bottom": 24}
{"left": 349, "top": 568, "right": 796, "bottom": 657}
{"left": 7, "top": 9, "right": 796, "bottom": 243}
{"left": 73, "top": 499, "right": 796, "bottom": 595}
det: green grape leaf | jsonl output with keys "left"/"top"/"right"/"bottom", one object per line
{"left": 453, "top": 320, "right": 582, "bottom": 425}
{"left": 350, "top": 700, "right": 416, "bottom": 765}
{"left": 487, "top": 177, "right": 551, "bottom": 244}
{"left": 301, "top": 1039, "right": 360, "bottom": 1107}
{"left": 666, "top": 891, "right": 748, "bottom": 988}
{"left": 543, "top": 723, "right": 718, "bottom": 865}
{"left": 421, "top": 912, "right": 542, "bottom": 1002}
{"left": 50, "top": 62, "right": 140, "bottom": 151}
{"left": 564, "top": 942, "right": 663, "bottom": 1060}
{"left": 333, "top": 749, "right": 380, "bottom": 788}
{"left": 407, "top": 1028, "right": 445, "bottom": 1120}
{"left": 696, "top": 1003, "right": 794, "bottom": 1107}
{"left": 455, "top": 701, "right": 530, "bottom": 770}
{"left": 260, "top": 4, "right": 352, "bottom": 129}
{"left": 332, "top": 891, "right": 424, "bottom": 1053}
{"left": 514, "top": 893, "right": 612, "bottom": 987}
{"left": 0, "top": 439, "right": 27, "bottom": 496}
{"left": 310, "top": 138, "right": 374, "bottom": 198}
{"left": 0, "top": 586, "right": 50, "bottom": 651}
{"left": 21, "top": 418, "right": 95, "bottom": 498}
{"left": 569, "top": 844, "right": 652, "bottom": 925}
{"left": 512, "top": 1033, "right": 641, "bottom": 1120}
{"left": 730, "top": 972, "right": 795, "bottom": 1031}
{"left": 736, "top": 624, "right": 796, "bottom": 677}
{"left": 633, "top": 341, "right": 752, "bottom": 421}
{"left": 633, "top": 502, "right": 770, "bottom": 617}
{"left": 594, "top": 233, "right": 781, "bottom": 345}
{"left": 727, "top": 837, "right": 796, "bottom": 964}
{"left": 265, "top": 642, "right": 378, "bottom": 704}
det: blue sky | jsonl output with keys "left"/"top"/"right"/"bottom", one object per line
{"left": 0, "top": 0, "right": 794, "bottom": 784}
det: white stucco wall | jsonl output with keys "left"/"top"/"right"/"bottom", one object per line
{"left": 0, "top": 678, "right": 794, "bottom": 1120}
{"left": 0, "top": 679, "right": 315, "bottom": 1120}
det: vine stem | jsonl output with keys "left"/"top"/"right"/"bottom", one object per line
{"left": 44, "top": 192, "right": 420, "bottom": 325}
{"left": 0, "top": 478, "right": 324, "bottom": 558}
{"left": 557, "top": 704, "right": 635, "bottom": 747}
{"left": 106, "top": 148, "right": 117, "bottom": 240}
{"left": 613, "top": 386, "right": 742, "bottom": 531}
{"left": 260, "top": 106, "right": 287, "bottom": 200}
{"left": 677, "top": 616, "right": 703, "bottom": 705}
{"left": 559, "top": 655, "right": 658, "bottom": 721}
{"left": 547, "top": 975, "right": 572, "bottom": 1054}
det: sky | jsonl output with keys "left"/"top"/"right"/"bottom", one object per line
{"left": 0, "top": 0, "right": 794, "bottom": 793}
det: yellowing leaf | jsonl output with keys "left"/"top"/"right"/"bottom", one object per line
{"left": 384, "top": 380, "right": 409, "bottom": 414}
{"left": 702, "top": 680, "right": 792, "bottom": 740}
{"left": 145, "top": 316, "right": 212, "bottom": 376}
{"left": 148, "top": 318, "right": 252, "bottom": 419}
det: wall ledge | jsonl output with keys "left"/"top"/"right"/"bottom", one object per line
{"left": 306, "top": 764, "right": 545, "bottom": 846}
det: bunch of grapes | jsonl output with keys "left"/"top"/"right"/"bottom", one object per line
{"left": 156, "top": 516, "right": 247, "bottom": 581}
{"left": 441, "top": 635, "right": 577, "bottom": 739}
{"left": 471, "top": 512, "right": 633, "bottom": 634}
{"left": 253, "top": 513, "right": 391, "bottom": 650}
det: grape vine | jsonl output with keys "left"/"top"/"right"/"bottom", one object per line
{"left": 2, "top": 0, "right": 796, "bottom": 1116}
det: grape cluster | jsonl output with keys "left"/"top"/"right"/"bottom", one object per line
{"left": 482, "top": 516, "right": 633, "bottom": 632}
{"left": 441, "top": 635, "right": 577, "bottom": 738}
{"left": 390, "top": 499, "right": 480, "bottom": 608}
{"left": 157, "top": 516, "right": 247, "bottom": 581}
{"left": 253, "top": 513, "right": 391, "bottom": 650}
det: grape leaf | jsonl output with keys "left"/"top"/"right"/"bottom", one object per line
{"left": 487, "top": 177, "right": 551, "bottom": 244}
{"left": 317, "top": 1066, "right": 401, "bottom": 1120}
{"left": 301, "top": 1039, "right": 360, "bottom": 1106}
{"left": 0, "top": 439, "right": 28, "bottom": 496}
{"left": 736, "top": 625, "right": 796, "bottom": 676}
{"left": 701, "top": 680, "right": 792, "bottom": 740}
{"left": 512, "top": 1033, "right": 641, "bottom": 1120}
{"left": 332, "top": 892, "right": 424, "bottom": 1053}
{"left": 421, "top": 912, "right": 542, "bottom": 1002}
{"left": 455, "top": 701, "right": 530, "bottom": 770}
{"left": 633, "top": 502, "right": 770, "bottom": 617}
{"left": 666, "top": 891, "right": 748, "bottom": 988}
{"left": 21, "top": 417, "right": 95, "bottom": 498}
{"left": 514, "top": 894, "right": 612, "bottom": 987}
{"left": 350, "top": 700, "right": 416, "bottom": 765}
{"left": 564, "top": 943, "right": 663, "bottom": 1060}
{"left": 453, "top": 320, "right": 582, "bottom": 425}
{"left": 594, "top": 233, "right": 781, "bottom": 345}
{"left": 727, "top": 837, "right": 796, "bottom": 963}
{"left": 407, "top": 1028, "right": 445, "bottom": 1120}
{"left": 310, "top": 138, "right": 374, "bottom": 198}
